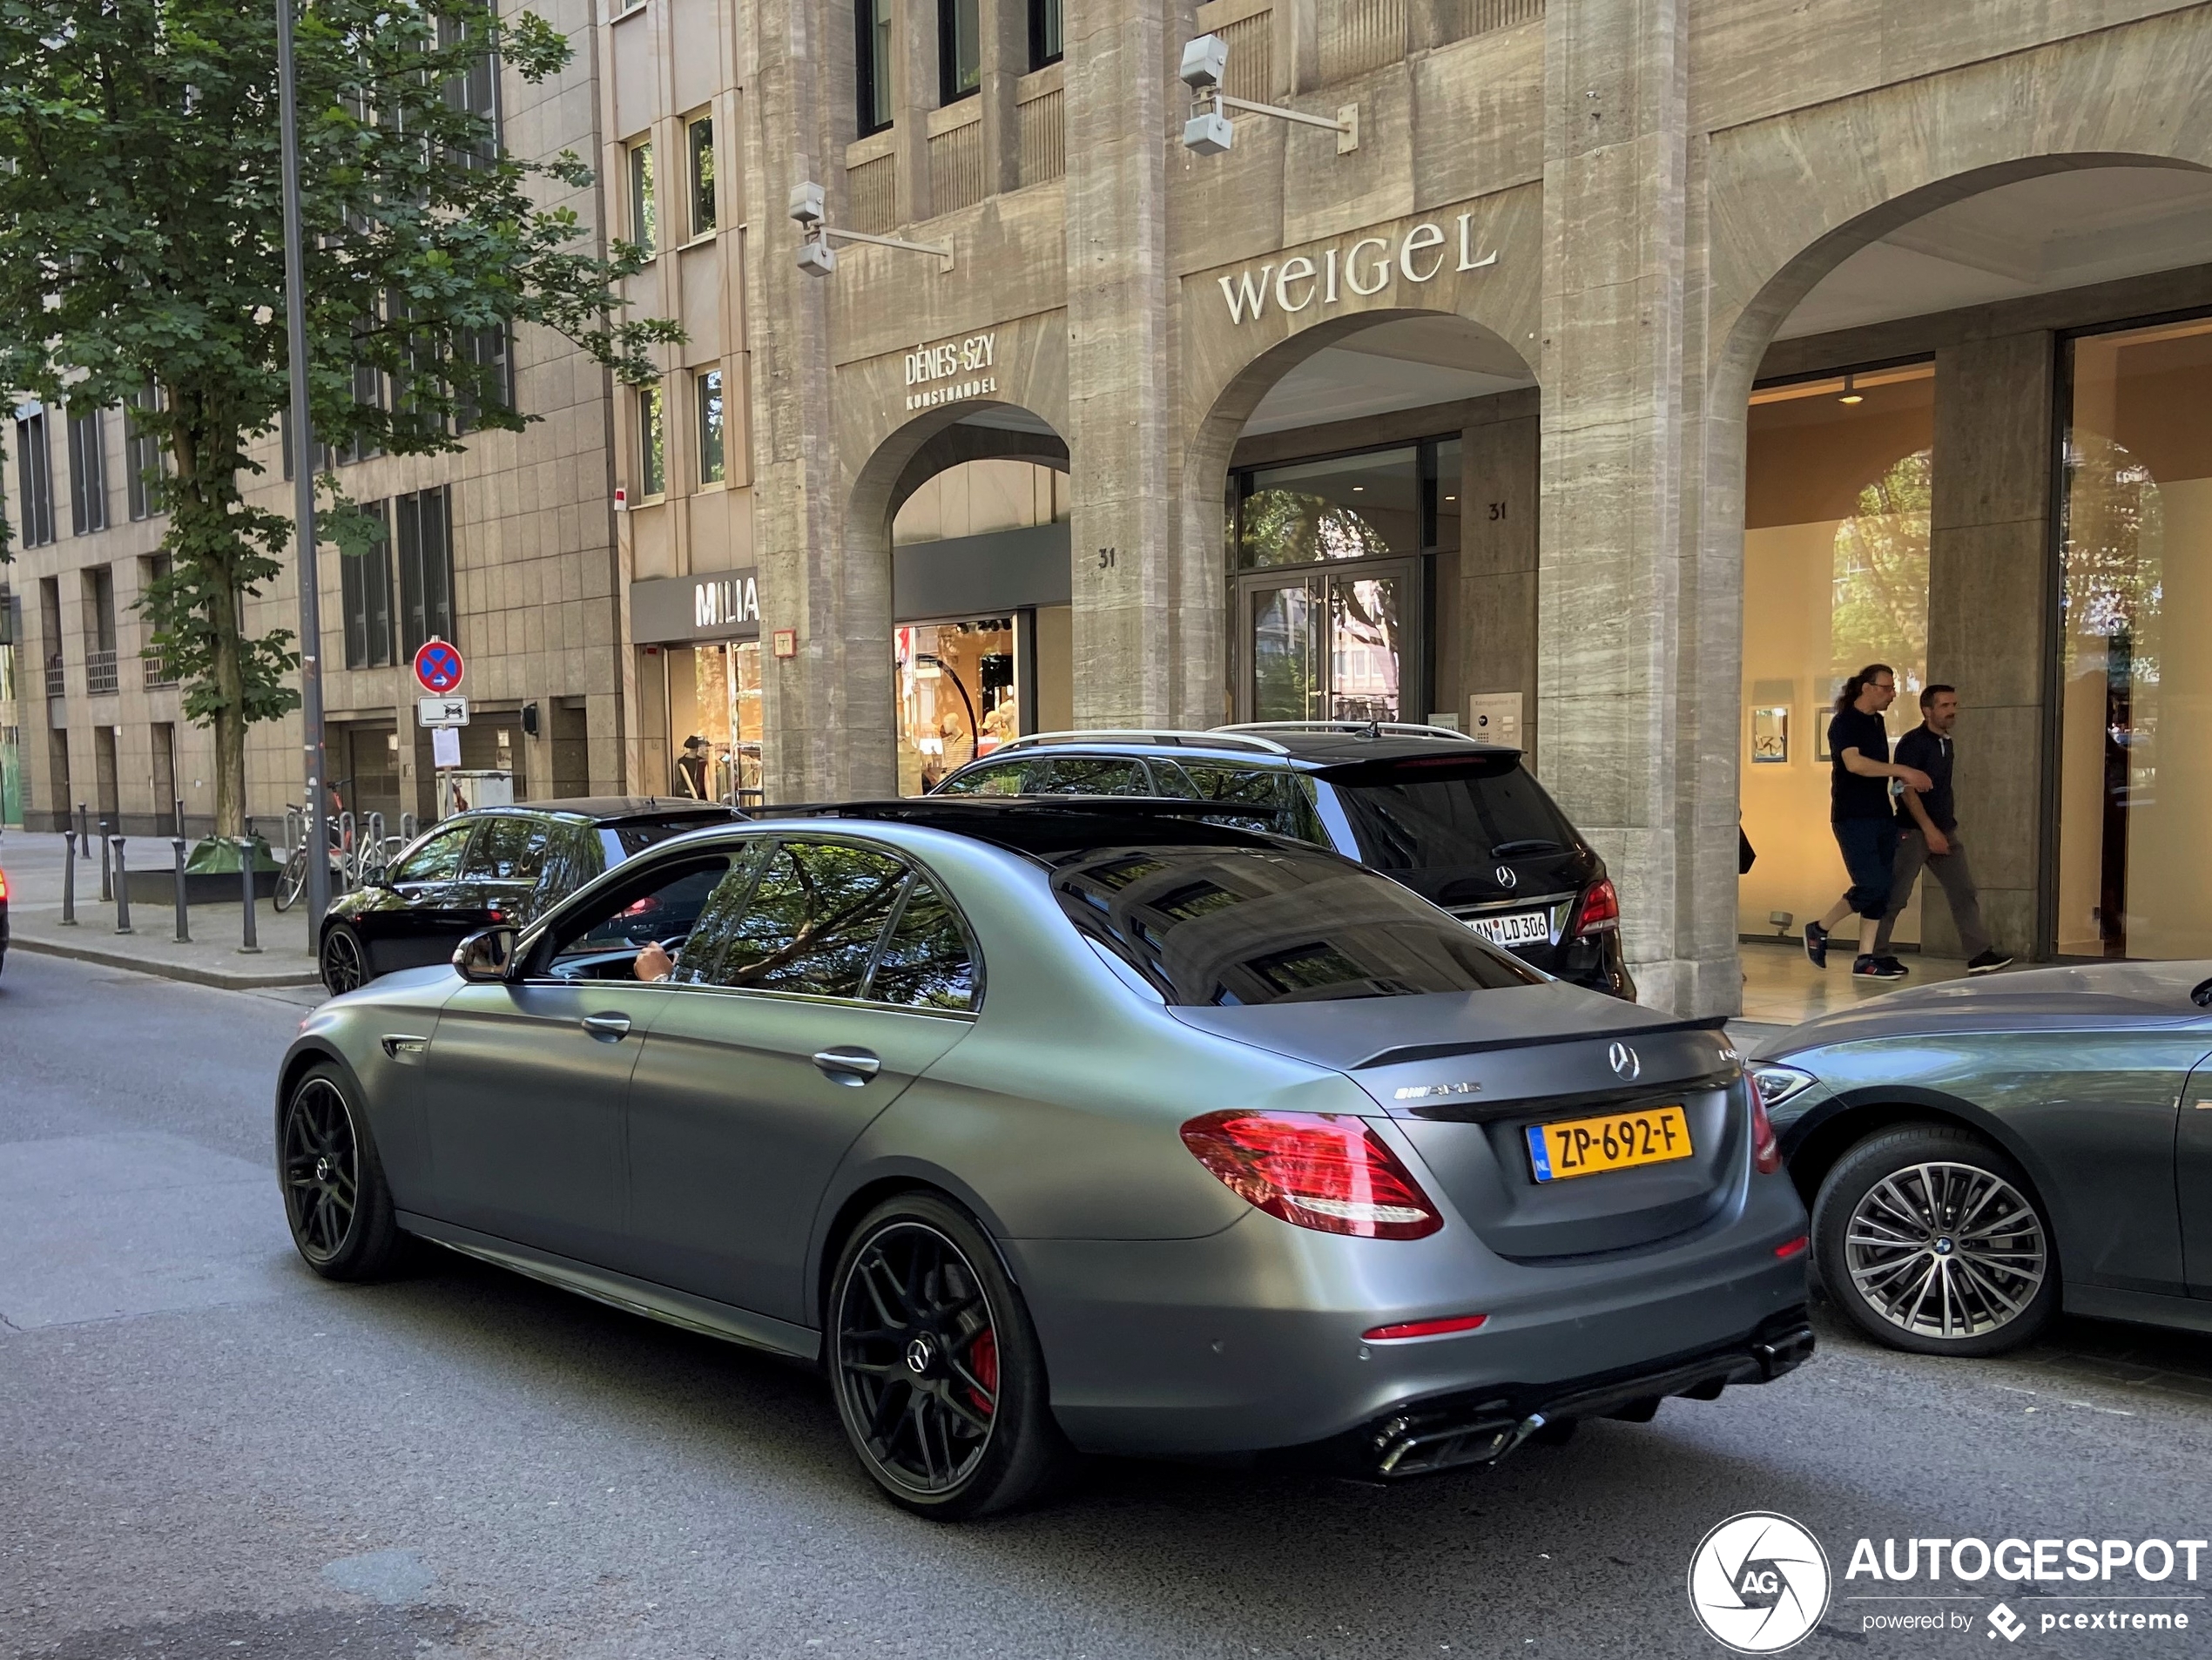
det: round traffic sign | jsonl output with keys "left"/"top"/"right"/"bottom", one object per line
{"left": 413, "top": 638, "right": 465, "bottom": 694}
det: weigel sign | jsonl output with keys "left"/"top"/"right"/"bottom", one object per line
{"left": 1217, "top": 213, "right": 1497, "bottom": 324}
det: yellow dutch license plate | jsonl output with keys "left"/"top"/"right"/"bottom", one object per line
{"left": 1525, "top": 1104, "right": 1694, "bottom": 1182}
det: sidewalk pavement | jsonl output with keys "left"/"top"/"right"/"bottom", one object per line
{"left": 2, "top": 831, "right": 321, "bottom": 990}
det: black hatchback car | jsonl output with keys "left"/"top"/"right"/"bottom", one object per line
{"left": 316, "top": 797, "right": 741, "bottom": 992}
{"left": 932, "top": 724, "right": 1634, "bottom": 999}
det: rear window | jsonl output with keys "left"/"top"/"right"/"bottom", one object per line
{"left": 1323, "top": 758, "right": 1581, "bottom": 871}
{"left": 1051, "top": 843, "right": 1541, "bottom": 1006}
{"left": 599, "top": 818, "right": 728, "bottom": 865}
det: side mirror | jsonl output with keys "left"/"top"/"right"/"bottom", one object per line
{"left": 454, "top": 927, "right": 518, "bottom": 983}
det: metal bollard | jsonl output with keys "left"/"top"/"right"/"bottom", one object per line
{"left": 237, "top": 836, "right": 261, "bottom": 954}
{"left": 172, "top": 831, "right": 192, "bottom": 944}
{"left": 111, "top": 836, "right": 132, "bottom": 935}
{"left": 98, "top": 816, "right": 113, "bottom": 902}
{"left": 60, "top": 828, "right": 78, "bottom": 925}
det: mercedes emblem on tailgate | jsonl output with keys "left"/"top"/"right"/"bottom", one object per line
{"left": 1494, "top": 865, "right": 1518, "bottom": 887}
{"left": 1608, "top": 1042, "right": 1641, "bottom": 1082}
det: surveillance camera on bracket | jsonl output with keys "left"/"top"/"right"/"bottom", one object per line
{"left": 796, "top": 235, "right": 838, "bottom": 277}
{"left": 1183, "top": 110, "right": 1235, "bottom": 156}
{"left": 1180, "top": 33, "right": 1227, "bottom": 91}
{"left": 787, "top": 180, "right": 826, "bottom": 226}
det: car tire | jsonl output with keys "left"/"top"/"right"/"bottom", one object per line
{"left": 320, "top": 922, "right": 369, "bottom": 994}
{"left": 279, "top": 1063, "right": 406, "bottom": 1282}
{"left": 827, "top": 1193, "right": 1072, "bottom": 1520}
{"left": 1812, "top": 1123, "right": 2056, "bottom": 1357}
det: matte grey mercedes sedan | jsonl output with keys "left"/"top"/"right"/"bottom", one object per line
{"left": 1752, "top": 960, "right": 2212, "bottom": 1359}
{"left": 276, "top": 800, "right": 1813, "bottom": 1517}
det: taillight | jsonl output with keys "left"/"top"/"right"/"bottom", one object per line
{"left": 1750, "top": 1093, "right": 1782, "bottom": 1176}
{"left": 1364, "top": 1313, "right": 1487, "bottom": 1340}
{"left": 0, "top": 867, "right": 9, "bottom": 901}
{"left": 1180, "top": 1110, "right": 1443, "bottom": 1239}
{"left": 1573, "top": 878, "right": 1620, "bottom": 937}
{"left": 1774, "top": 1235, "right": 1809, "bottom": 1259}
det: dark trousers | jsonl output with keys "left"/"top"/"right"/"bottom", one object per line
{"left": 1872, "top": 827, "right": 1993, "bottom": 958}
{"left": 1832, "top": 817, "right": 1900, "bottom": 921}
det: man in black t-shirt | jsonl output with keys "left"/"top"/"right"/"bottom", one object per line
{"left": 1870, "top": 685, "right": 2013, "bottom": 975}
{"left": 1804, "top": 664, "right": 1934, "bottom": 979}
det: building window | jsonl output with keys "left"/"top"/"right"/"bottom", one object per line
{"left": 637, "top": 384, "right": 665, "bottom": 497}
{"left": 66, "top": 407, "right": 107, "bottom": 536}
{"left": 438, "top": 12, "right": 500, "bottom": 169}
{"left": 857, "top": 0, "right": 894, "bottom": 135}
{"left": 696, "top": 368, "right": 725, "bottom": 485}
{"left": 940, "top": 0, "right": 981, "bottom": 103}
{"left": 339, "top": 499, "right": 395, "bottom": 670}
{"left": 686, "top": 114, "right": 716, "bottom": 239}
{"left": 395, "top": 487, "right": 455, "bottom": 658}
{"left": 1029, "top": 0, "right": 1062, "bottom": 69}
{"left": 139, "top": 552, "right": 178, "bottom": 686}
{"left": 14, "top": 407, "right": 54, "bottom": 548}
{"left": 454, "top": 327, "right": 513, "bottom": 435}
{"left": 628, "top": 138, "right": 657, "bottom": 256}
{"left": 125, "top": 382, "right": 165, "bottom": 521}
{"left": 84, "top": 564, "right": 118, "bottom": 695}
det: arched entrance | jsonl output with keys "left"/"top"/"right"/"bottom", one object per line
{"left": 847, "top": 398, "right": 1073, "bottom": 794}
{"left": 1715, "top": 153, "right": 2212, "bottom": 984}
{"left": 1186, "top": 307, "right": 1538, "bottom": 738}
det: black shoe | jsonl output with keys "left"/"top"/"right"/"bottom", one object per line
{"left": 1966, "top": 950, "right": 2013, "bottom": 975}
{"left": 1804, "top": 922, "right": 1829, "bottom": 968}
{"left": 1852, "top": 955, "right": 1907, "bottom": 979}
{"left": 1877, "top": 956, "right": 1910, "bottom": 975}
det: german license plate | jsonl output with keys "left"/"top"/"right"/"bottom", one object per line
{"left": 1467, "top": 909, "right": 1550, "bottom": 948}
{"left": 1525, "top": 1105, "right": 1694, "bottom": 1182}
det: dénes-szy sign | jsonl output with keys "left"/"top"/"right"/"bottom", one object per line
{"left": 1217, "top": 213, "right": 1497, "bottom": 324}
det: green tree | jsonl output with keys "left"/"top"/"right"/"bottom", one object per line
{"left": 1831, "top": 448, "right": 1932, "bottom": 701}
{"left": 0, "top": 1, "right": 676, "bottom": 833}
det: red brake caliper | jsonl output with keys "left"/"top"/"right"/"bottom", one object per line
{"left": 966, "top": 1326, "right": 999, "bottom": 1414}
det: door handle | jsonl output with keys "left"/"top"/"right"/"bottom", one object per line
{"left": 582, "top": 1013, "right": 633, "bottom": 1040}
{"left": 813, "top": 1047, "right": 882, "bottom": 1085}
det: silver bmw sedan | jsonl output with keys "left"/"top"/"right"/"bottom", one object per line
{"left": 275, "top": 800, "right": 1814, "bottom": 1518}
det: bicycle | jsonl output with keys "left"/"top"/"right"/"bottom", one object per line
{"left": 273, "top": 787, "right": 359, "bottom": 912}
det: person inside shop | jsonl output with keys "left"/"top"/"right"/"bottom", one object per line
{"left": 674, "top": 734, "right": 711, "bottom": 800}
{"left": 978, "top": 702, "right": 1015, "bottom": 757}
{"left": 1867, "top": 684, "right": 2014, "bottom": 977}
{"left": 1804, "top": 663, "right": 1933, "bottom": 981}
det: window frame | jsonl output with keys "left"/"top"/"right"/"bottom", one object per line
{"left": 637, "top": 383, "right": 666, "bottom": 499}
{"left": 1028, "top": 0, "right": 1062, "bottom": 70}
{"left": 14, "top": 407, "right": 54, "bottom": 549}
{"left": 685, "top": 112, "right": 715, "bottom": 240}
{"left": 339, "top": 498, "right": 395, "bottom": 670}
{"left": 856, "top": 0, "right": 895, "bottom": 136}
{"left": 939, "top": 0, "right": 981, "bottom": 105}
{"left": 67, "top": 405, "right": 107, "bottom": 536}
{"left": 627, "top": 136, "right": 657, "bottom": 257}
{"left": 125, "top": 382, "right": 165, "bottom": 522}
{"left": 395, "top": 486, "right": 455, "bottom": 658}
{"left": 695, "top": 368, "right": 725, "bottom": 487}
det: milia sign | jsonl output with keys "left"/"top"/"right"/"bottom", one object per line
{"left": 1217, "top": 212, "right": 1498, "bottom": 324}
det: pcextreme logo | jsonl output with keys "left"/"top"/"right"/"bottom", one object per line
{"left": 1688, "top": 1513, "right": 1833, "bottom": 1653}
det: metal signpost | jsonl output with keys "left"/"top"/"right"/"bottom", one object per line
{"left": 277, "top": 0, "right": 332, "bottom": 939}
{"left": 415, "top": 641, "right": 469, "bottom": 814}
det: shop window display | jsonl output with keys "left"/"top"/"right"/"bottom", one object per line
{"left": 663, "top": 640, "right": 763, "bottom": 805}
{"left": 897, "top": 620, "right": 1015, "bottom": 795}
{"left": 1737, "top": 363, "right": 1933, "bottom": 944}
{"left": 2058, "top": 318, "right": 2212, "bottom": 959}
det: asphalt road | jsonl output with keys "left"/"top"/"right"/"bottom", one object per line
{"left": 5, "top": 949, "right": 2212, "bottom": 1660}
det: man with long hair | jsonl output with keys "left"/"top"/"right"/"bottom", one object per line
{"left": 1804, "top": 664, "right": 1933, "bottom": 979}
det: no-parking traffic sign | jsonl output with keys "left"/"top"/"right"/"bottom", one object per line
{"left": 413, "top": 638, "right": 465, "bottom": 695}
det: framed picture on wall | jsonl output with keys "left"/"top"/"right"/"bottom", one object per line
{"left": 1751, "top": 705, "right": 1789, "bottom": 764}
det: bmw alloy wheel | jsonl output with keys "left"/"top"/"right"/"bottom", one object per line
{"left": 1841, "top": 1159, "right": 2046, "bottom": 1342}
{"left": 833, "top": 1220, "right": 1001, "bottom": 1499}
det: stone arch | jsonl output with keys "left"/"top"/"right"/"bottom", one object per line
{"left": 1177, "top": 304, "right": 1539, "bottom": 725}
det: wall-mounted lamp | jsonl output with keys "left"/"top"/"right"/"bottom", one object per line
{"left": 1179, "top": 34, "right": 1359, "bottom": 158}
{"left": 1838, "top": 373, "right": 1863, "bottom": 405}
{"left": 789, "top": 180, "right": 954, "bottom": 278}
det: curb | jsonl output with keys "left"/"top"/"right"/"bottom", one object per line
{"left": 7, "top": 933, "right": 323, "bottom": 991}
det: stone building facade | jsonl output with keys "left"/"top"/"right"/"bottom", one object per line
{"left": 13, "top": 0, "right": 2212, "bottom": 1016}
{"left": 604, "top": 0, "right": 2212, "bottom": 1011}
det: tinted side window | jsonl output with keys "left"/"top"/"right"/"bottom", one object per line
{"left": 551, "top": 856, "right": 737, "bottom": 962}
{"left": 867, "top": 875, "right": 978, "bottom": 1010}
{"left": 934, "top": 760, "right": 1026, "bottom": 797}
{"left": 678, "top": 840, "right": 908, "bottom": 996}
{"left": 1031, "top": 757, "right": 1147, "bottom": 795}
{"left": 599, "top": 817, "right": 731, "bottom": 862}
{"left": 468, "top": 816, "right": 550, "bottom": 882}
{"left": 1327, "top": 760, "right": 1580, "bottom": 870}
{"left": 392, "top": 823, "right": 472, "bottom": 884}
{"left": 1150, "top": 761, "right": 1330, "bottom": 840}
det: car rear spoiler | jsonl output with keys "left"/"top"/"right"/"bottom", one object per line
{"left": 1352, "top": 1014, "right": 1731, "bottom": 1071}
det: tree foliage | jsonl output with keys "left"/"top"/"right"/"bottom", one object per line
{"left": 0, "top": 0, "right": 678, "bottom": 832}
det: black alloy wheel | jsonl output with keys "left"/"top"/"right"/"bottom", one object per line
{"left": 320, "top": 922, "right": 368, "bottom": 994}
{"left": 828, "top": 1195, "right": 1069, "bottom": 1519}
{"left": 1812, "top": 1122, "right": 2057, "bottom": 1358}
{"left": 279, "top": 1064, "right": 404, "bottom": 1281}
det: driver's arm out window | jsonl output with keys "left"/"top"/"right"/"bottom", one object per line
{"left": 533, "top": 854, "right": 738, "bottom": 979}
